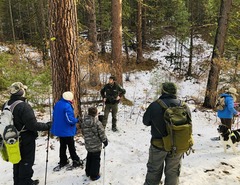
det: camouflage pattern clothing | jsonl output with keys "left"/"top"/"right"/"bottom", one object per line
{"left": 81, "top": 115, "right": 107, "bottom": 152}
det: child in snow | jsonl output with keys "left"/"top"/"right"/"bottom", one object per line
{"left": 81, "top": 107, "right": 108, "bottom": 181}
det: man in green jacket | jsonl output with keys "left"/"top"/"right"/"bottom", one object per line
{"left": 100, "top": 76, "right": 126, "bottom": 132}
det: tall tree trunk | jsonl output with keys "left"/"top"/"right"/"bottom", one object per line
{"left": 203, "top": 0, "right": 233, "bottom": 108}
{"left": 136, "top": 0, "right": 143, "bottom": 64}
{"left": 86, "top": 0, "right": 99, "bottom": 86}
{"left": 187, "top": 26, "right": 193, "bottom": 76}
{"left": 49, "top": 0, "right": 81, "bottom": 115}
{"left": 111, "top": 0, "right": 123, "bottom": 85}
{"left": 98, "top": 0, "right": 106, "bottom": 54}
{"left": 36, "top": 0, "right": 49, "bottom": 64}
{"left": 187, "top": 0, "right": 193, "bottom": 77}
{"left": 142, "top": 0, "right": 147, "bottom": 48}
{"left": 8, "top": 0, "right": 15, "bottom": 43}
{"left": 18, "top": 2, "right": 25, "bottom": 41}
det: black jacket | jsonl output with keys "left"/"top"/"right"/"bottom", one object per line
{"left": 143, "top": 93, "right": 190, "bottom": 139}
{"left": 2, "top": 95, "right": 49, "bottom": 139}
{"left": 100, "top": 82, "right": 126, "bottom": 104}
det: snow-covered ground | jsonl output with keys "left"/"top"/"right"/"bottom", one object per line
{"left": 1, "top": 36, "right": 240, "bottom": 185}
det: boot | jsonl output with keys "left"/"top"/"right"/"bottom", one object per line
{"left": 90, "top": 175, "right": 100, "bottom": 181}
{"left": 66, "top": 160, "right": 84, "bottom": 170}
{"left": 31, "top": 179, "right": 39, "bottom": 185}
{"left": 72, "top": 159, "right": 83, "bottom": 168}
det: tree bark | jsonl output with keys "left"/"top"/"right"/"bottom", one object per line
{"left": 111, "top": 0, "right": 123, "bottom": 85}
{"left": 49, "top": 0, "right": 80, "bottom": 114}
{"left": 203, "top": 0, "right": 233, "bottom": 108}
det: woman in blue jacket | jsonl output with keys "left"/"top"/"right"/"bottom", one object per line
{"left": 51, "top": 91, "right": 82, "bottom": 171}
{"left": 217, "top": 87, "right": 239, "bottom": 129}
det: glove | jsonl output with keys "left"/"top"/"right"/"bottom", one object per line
{"left": 46, "top": 121, "right": 52, "bottom": 130}
{"left": 103, "top": 139, "right": 108, "bottom": 148}
{"left": 234, "top": 103, "right": 239, "bottom": 107}
{"left": 76, "top": 116, "right": 82, "bottom": 123}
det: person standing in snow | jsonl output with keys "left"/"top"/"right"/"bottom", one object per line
{"left": 217, "top": 87, "right": 239, "bottom": 130}
{"left": 100, "top": 75, "right": 126, "bottom": 132}
{"left": 51, "top": 91, "right": 82, "bottom": 171}
{"left": 143, "top": 82, "right": 191, "bottom": 185}
{"left": 2, "top": 82, "right": 52, "bottom": 185}
{"left": 80, "top": 107, "right": 108, "bottom": 181}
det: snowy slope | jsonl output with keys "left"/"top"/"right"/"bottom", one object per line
{"left": 1, "top": 37, "right": 240, "bottom": 185}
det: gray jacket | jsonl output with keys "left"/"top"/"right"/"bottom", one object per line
{"left": 81, "top": 115, "right": 107, "bottom": 152}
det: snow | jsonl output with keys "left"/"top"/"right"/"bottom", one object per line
{"left": 1, "top": 37, "right": 240, "bottom": 185}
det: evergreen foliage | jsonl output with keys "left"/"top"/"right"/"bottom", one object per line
{"left": 0, "top": 52, "right": 51, "bottom": 108}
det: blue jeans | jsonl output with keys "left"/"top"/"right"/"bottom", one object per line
{"left": 144, "top": 145, "right": 183, "bottom": 185}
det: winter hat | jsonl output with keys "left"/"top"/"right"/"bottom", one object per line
{"left": 226, "top": 87, "right": 238, "bottom": 95}
{"left": 62, "top": 91, "right": 74, "bottom": 101}
{"left": 162, "top": 82, "right": 177, "bottom": 95}
{"left": 109, "top": 75, "right": 116, "bottom": 81}
{"left": 88, "top": 107, "right": 98, "bottom": 117}
{"left": 9, "top": 82, "right": 28, "bottom": 96}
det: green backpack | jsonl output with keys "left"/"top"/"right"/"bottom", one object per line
{"left": 155, "top": 99, "right": 194, "bottom": 155}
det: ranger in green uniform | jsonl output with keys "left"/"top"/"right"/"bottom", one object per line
{"left": 100, "top": 76, "right": 126, "bottom": 132}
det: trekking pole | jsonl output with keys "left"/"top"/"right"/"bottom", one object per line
{"left": 44, "top": 93, "right": 52, "bottom": 185}
{"left": 103, "top": 147, "right": 106, "bottom": 185}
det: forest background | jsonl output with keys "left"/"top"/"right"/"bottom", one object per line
{"left": 0, "top": 0, "right": 239, "bottom": 114}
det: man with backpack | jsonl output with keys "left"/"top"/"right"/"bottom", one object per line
{"left": 2, "top": 82, "right": 52, "bottom": 185}
{"left": 143, "top": 82, "right": 192, "bottom": 185}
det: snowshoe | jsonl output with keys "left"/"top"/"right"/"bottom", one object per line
{"left": 210, "top": 136, "right": 220, "bottom": 141}
{"left": 112, "top": 127, "right": 118, "bottom": 132}
{"left": 53, "top": 162, "right": 70, "bottom": 172}
{"left": 66, "top": 160, "right": 84, "bottom": 171}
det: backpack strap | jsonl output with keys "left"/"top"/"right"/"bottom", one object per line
{"left": 10, "top": 100, "right": 23, "bottom": 112}
{"left": 4, "top": 100, "right": 25, "bottom": 132}
{"left": 156, "top": 99, "right": 183, "bottom": 109}
{"left": 4, "top": 100, "right": 23, "bottom": 112}
{"left": 156, "top": 99, "right": 168, "bottom": 109}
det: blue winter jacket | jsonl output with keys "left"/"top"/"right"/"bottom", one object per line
{"left": 217, "top": 93, "right": 238, "bottom": 119}
{"left": 51, "top": 98, "right": 79, "bottom": 137}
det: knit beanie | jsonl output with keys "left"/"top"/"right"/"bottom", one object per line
{"left": 162, "top": 82, "right": 177, "bottom": 95}
{"left": 62, "top": 91, "right": 74, "bottom": 101}
{"left": 9, "top": 82, "right": 28, "bottom": 97}
{"left": 88, "top": 107, "right": 98, "bottom": 117}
